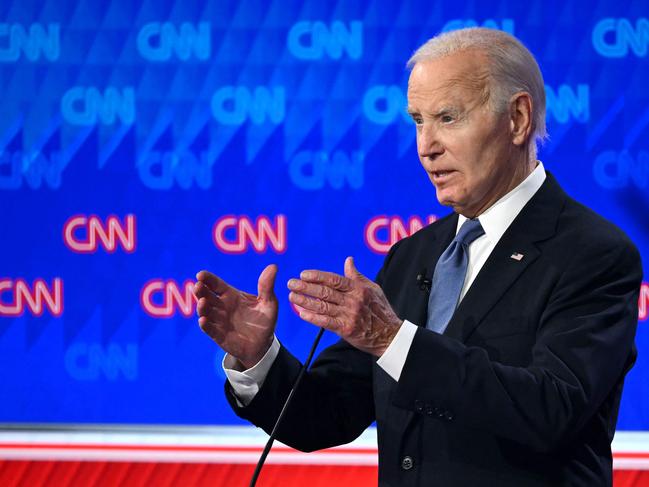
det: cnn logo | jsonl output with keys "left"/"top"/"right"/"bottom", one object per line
{"left": 63, "top": 214, "right": 136, "bottom": 253}
{"left": 364, "top": 215, "right": 437, "bottom": 254}
{"left": 0, "top": 278, "right": 63, "bottom": 317}
{"left": 141, "top": 279, "right": 196, "bottom": 318}
{"left": 213, "top": 215, "right": 287, "bottom": 254}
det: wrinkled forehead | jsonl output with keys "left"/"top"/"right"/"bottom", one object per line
{"left": 407, "top": 50, "right": 492, "bottom": 107}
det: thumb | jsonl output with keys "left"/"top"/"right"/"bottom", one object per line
{"left": 344, "top": 256, "right": 368, "bottom": 281}
{"left": 258, "top": 264, "right": 278, "bottom": 302}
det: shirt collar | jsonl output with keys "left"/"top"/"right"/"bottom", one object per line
{"left": 457, "top": 162, "right": 547, "bottom": 242}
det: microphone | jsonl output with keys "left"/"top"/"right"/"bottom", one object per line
{"left": 248, "top": 328, "right": 325, "bottom": 487}
{"left": 417, "top": 268, "right": 432, "bottom": 293}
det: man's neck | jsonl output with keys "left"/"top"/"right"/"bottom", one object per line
{"left": 464, "top": 158, "right": 538, "bottom": 219}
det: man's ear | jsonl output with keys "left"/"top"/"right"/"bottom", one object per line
{"left": 509, "top": 92, "right": 533, "bottom": 148}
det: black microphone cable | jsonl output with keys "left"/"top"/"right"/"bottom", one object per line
{"left": 248, "top": 327, "right": 325, "bottom": 487}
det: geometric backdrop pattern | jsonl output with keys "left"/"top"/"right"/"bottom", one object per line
{"left": 1, "top": 0, "right": 648, "bottom": 431}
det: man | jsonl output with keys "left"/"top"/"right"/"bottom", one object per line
{"left": 194, "top": 27, "right": 641, "bottom": 486}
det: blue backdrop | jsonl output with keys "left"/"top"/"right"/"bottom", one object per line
{"left": 1, "top": 0, "right": 648, "bottom": 430}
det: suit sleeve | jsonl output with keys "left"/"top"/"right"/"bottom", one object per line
{"left": 391, "top": 234, "right": 642, "bottom": 452}
{"left": 224, "top": 240, "right": 405, "bottom": 452}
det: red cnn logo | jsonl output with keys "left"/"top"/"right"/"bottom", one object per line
{"left": 140, "top": 279, "right": 196, "bottom": 318}
{"left": 63, "top": 214, "right": 136, "bottom": 253}
{"left": 639, "top": 282, "right": 649, "bottom": 322}
{"left": 0, "top": 278, "right": 63, "bottom": 317}
{"left": 213, "top": 215, "right": 287, "bottom": 254}
{"left": 364, "top": 215, "right": 437, "bottom": 254}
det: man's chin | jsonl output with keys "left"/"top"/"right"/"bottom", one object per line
{"left": 435, "top": 195, "right": 473, "bottom": 217}
{"left": 434, "top": 191, "right": 457, "bottom": 209}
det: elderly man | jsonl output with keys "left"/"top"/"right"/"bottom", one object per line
{"left": 194, "top": 27, "right": 641, "bottom": 486}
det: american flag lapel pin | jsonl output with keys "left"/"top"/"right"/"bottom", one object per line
{"left": 510, "top": 252, "right": 524, "bottom": 261}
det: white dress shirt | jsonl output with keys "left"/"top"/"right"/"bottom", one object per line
{"left": 225, "top": 163, "right": 547, "bottom": 404}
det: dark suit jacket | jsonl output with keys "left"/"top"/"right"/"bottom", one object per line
{"left": 226, "top": 174, "right": 642, "bottom": 486}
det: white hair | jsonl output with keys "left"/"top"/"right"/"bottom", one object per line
{"left": 407, "top": 27, "right": 547, "bottom": 158}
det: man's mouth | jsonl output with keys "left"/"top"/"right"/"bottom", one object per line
{"left": 432, "top": 170, "right": 456, "bottom": 182}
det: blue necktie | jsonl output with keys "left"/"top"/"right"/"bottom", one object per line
{"left": 426, "top": 218, "right": 485, "bottom": 334}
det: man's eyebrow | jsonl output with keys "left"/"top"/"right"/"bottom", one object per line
{"left": 433, "top": 106, "right": 460, "bottom": 117}
{"left": 405, "top": 106, "right": 460, "bottom": 118}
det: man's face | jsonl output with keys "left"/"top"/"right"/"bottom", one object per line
{"left": 407, "top": 50, "right": 525, "bottom": 217}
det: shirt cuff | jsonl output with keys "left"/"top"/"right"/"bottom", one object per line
{"left": 376, "top": 320, "right": 418, "bottom": 382}
{"left": 223, "top": 335, "right": 281, "bottom": 406}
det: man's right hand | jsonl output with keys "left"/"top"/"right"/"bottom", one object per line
{"left": 194, "top": 265, "right": 278, "bottom": 370}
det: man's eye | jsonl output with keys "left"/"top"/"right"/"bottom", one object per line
{"left": 411, "top": 117, "right": 423, "bottom": 125}
{"left": 440, "top": 115, "right": 455, "bottom": 124}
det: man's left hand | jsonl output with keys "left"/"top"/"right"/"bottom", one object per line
{"left": 287, "top": 256, "right": 402, "bottom": 357}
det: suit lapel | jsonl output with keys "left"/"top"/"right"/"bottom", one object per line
{"left": 444, "top": 173, "right": 567, "bottom": 342}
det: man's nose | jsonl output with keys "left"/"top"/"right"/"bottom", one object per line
{"left": 417, "top": 124, "right": 444, "bottom": 159}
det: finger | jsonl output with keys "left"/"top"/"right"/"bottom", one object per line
{"left": 299, "top": 269, "right": 353, "bottom": 291}
{"left": 198, "top": 316, "right": 226, "bottom": 342}
{"left": 288, "top": 291, "right": 338, "bottom": 316}
{"left": 258, "top": 264, "right": 278, "bottom": 302}
{"left": 198, "top": 313, "right": 225, "bottom": 330}
{"left": 195, "top": 287, "right": 223, "bottom": 309}
{"left": 197, "top": 312, "right": 230, "bottom": 340}
{"left": 293, "top": 304, "right": 341, "bottom": 332}
{"left": 196, "top": 296, "right": 225, "bottom": 318}
{"left": 344, "top": 256, "right": 370, "bottom": 282}
{"left": 203, "top": 306, "right": 228, "bottom": 324}
{"left": 194, "top": 280, "right": 219, "bottom": 300}
{"left": 286, "top": 279, "right": 345, "bottom": 305}
{"left": 196, "top": 270, "right": 230, "bottom": 294}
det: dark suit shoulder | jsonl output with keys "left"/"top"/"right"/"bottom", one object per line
{"left": 558, "top": 195, "right": 639, "bottom": 258}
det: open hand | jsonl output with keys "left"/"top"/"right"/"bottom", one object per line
{"left": 287, "top": 257, "right": 402, "bottom": 356}
{"left": 194, "top": 265, "right": 278, "bottom": 369}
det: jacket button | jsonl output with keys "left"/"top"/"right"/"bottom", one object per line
{"left": 414, "top": 400, "right": 424, "bottom": 412}
{"left": 444, "top": 411, "right": 454, "bottom": 421}
{"left": 401, "top": 455, "right": 414, "bottom": 470}
{"left": 425, "top": 406, "right": 434, "bottom": 416}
